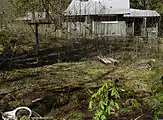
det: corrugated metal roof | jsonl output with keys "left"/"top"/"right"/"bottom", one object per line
{"left": 124, "top": 9, "right": 160, "bottom": 17}
{"left": 64, "top": 0, "right": 130, "bottom": 15}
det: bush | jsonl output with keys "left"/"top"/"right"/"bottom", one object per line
{"left": 0, "top": 28, "right": 33, "bottom": 54}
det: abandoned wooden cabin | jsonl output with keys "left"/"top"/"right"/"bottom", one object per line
{"left": 63, "top": 0, "right": 160, "bottom": 38}
{"left": 16, "top": 0, "right": 160, "bottom": 38}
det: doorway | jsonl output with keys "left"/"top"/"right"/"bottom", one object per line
{"left": 134, "top": 18, "right": 143, "bottom": 36}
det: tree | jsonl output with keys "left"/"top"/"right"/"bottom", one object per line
{"left": 11, "top": 0, "right": 69, "bottom": 16}
{"left": 130, "top": 0, "right": 163, "bottom": 13}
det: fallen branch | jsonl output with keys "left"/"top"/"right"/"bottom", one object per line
{"left": 134, "top": 114, "right": 144, "bottom": 120}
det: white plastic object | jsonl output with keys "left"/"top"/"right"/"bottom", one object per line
{"left": 2, "top": 107, "right": 32, "bottom": 120}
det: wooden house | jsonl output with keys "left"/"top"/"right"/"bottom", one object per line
{"left": 63, "top": 0, "right": 160, "bottom": 38}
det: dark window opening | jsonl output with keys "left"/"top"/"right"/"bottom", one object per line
{"left": 125, "top": 18, "right": 134, "bottom": 28}
{"left": 117, "top": 15, "right": 124, "bottom": 21}
{"left": 93, "top": 16, "right": 117, "bottom": 21}
{"left": 146, "top": 17, "right": 157, "bottom": 27}
{"left": 127, "top": 22, "right": 133, "bottom": 27}
{"left": 134, "top": 18, "right": 143, "bottom": 36}
{"left": 64, "top": 16, "right": 85, "bottom": 22}
{"left": 85, "top": 16, "right": 92, "bottom": 24}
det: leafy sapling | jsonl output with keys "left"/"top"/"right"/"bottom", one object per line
{"left": 89, "top": 81, "right": 121, "bottom": 120}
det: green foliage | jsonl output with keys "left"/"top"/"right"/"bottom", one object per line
{"left": 131, "top": 0, "right": 163, "bottom": 13}
{"left": 13, "top": 0, "right": 69, "bottom": 16}
{"left": 19, "top": 115, "right": 30, "bottom": 120}
{"left": 89, "top": 81, "right": 120, "bottom": 120}
{"left": 63, "top": 110, "right": 84, "bottom": 120}
{"left": 8, "top": 101, "right": 20, "bottom": 109}
{"left": 153, "top": 88, "right": 163, "bottom": 120}
{"left": 0, "top": 44, "right": 4, "bottom": 53}
{"left": 154, "top": 105, "right": 163, "bottom": 120}
{"left": 44, "top": 115, "right": 56, "bottom": 119}
{"left": 125, "top": 98, "right": 141, "bottom": 109}
{"left": 14, "top": 0, "right": 41, "bottom": 15}
{"left": 0, "top": 28, "right": 32, "bottom": 53}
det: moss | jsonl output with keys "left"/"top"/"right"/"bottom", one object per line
{"left": 71, "top": 91, "right": 88, "bottom": 104}
{"left": 142, "top": 96, "right": 160, "bottom": 108}
{"left": 24, "top": 100, "right": 32, "bottom": 106}
{"left": 8, "top": 101, "right": 20, "bottom": 109}
{"left": 63, "top": 110, "right": 85, "bottom": 120}
{"left": 0, "top": 61, "right": 111, "bottom": 96}
{"left": 44, "top": 115, "right": 56, "bottom": 119}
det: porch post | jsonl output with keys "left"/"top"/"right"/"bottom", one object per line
{"left": 92, "top": 20, "right": 95, "bottom": 35}
{"left": 132, "top": 18, "right": 135, "bottom": 36}
{"left": 144, "top": 17, "right": 148, "bottom": 38}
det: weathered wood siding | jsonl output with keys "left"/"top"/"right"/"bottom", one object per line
{"left": 141, "top": 25, "right": 158, "bottom": 38}
{"left": 63, "top": 21, "right": 126, "bottom": 37}
{"left": 93, "top": 21, "right": 126, "bottom": 36}
{"left": 62, "top": 19, "right": 158, "bottom": 38}
{"left": 63, "top": 22, "right": 91, "bottom": 36}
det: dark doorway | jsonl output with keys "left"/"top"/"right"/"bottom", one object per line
{"left": 134, "top": 18, "right": 143, "bottom": 36}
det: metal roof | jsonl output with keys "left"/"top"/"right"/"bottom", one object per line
{"left": 124, "top": 9, "right": 160, "bottom": 17}
{"left": 64, "top": 0, "right": 130, "bottom": 15}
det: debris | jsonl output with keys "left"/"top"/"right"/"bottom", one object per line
{"left": 2, "top": 107, "right": 32, "bottom": 120}
{"left": 32, "top": 98, "right": 43, "bottom": 103}
{"left": 136, "top": 59, "right": 156, "bottom": 70}
{"left": 97, "top": 56, "right": 119, "bottom": 64}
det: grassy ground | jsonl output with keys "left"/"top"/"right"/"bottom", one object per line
{"left": 0, "top": 26, "right": 163, "bottom": 119}
{"left": 0, "top": 57, "right": 162, "bottom": 119}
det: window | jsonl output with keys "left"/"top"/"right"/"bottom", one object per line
{"left": 146, "top": 17, "right": 157, "bottom": 27}
{"left": 64, "top": 16, "right": 85, "bottom": 22}
{"left": 93, "top": 16, "right": 117, "bottom": 22}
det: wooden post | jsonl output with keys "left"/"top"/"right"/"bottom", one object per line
{"left": 28, "top": 22, "right": 53, "bottom": 62}
{"left": 92, "top": 20, "right": 95, "bottom": 34}
{"left": 35, "top": 23, "right": 39, "bottom": 55}
{"left": 132, "top": 18, "right": 135, "bottom": 36}
{"left": 144, "top": 17, "right": 148, "bottom": 38}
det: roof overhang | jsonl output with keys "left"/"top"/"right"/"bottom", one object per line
{"left": 64, "top": 8, "right": 130, "bottom": 16}
{"left": 124, "top": 9, "right": 160, "bottom": 17}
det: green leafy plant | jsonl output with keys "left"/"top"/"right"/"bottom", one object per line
{"left": 125, "top": 98, "right": 141, "bottom": 109}
{"left": 44, "top": 115, "right": 56, "bottom": 119}
{"left": 89, "top": 81, "right": 120, "bottom": 120}
{"left": 153, "top": 90, "right": 163, "bottom": 120}
{"left": 154, "top": 105, "right": 163, "bottom": 120}
{"left": 152, "top": 68, "right": 163, "bottom": 120}
{"left": 19, "top": 115, "right": 30, "bottom": 120}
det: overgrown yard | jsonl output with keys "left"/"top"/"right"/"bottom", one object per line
{"left": 0, "top": 0, "right": 163, "bottom": 119}
{"left": 0, "top": 28, "right": 163, "bottom": 120}
{"left": 0, "top": 57, "right": 163, "bottom": 120}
